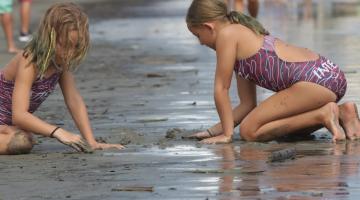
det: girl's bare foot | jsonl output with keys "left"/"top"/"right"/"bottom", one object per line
{"left": 8, "top": 47, "right": 21, "bottom": 54}
{"left": 322, "top": 102, "right": 346, "bottom": 142}
{"left": 339, "top": 102, "right": 360, "bottom": 140}
{"left": 200, "top": 135, "right": 232, "bottom": 144}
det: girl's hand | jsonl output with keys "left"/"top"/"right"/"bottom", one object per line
{"left": 89, "top": 142, "right": 125, "bottom": 150}
{"left": 183, "top": 131, "right": 212, "bottom": 140}
{"left": 200, "top": 134, "right": 232, "bottom": 144}
{"left": 53, "top": 128, "right": 90, "bottom": 152}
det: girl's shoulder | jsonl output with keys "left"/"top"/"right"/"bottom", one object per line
{"left": 16, "top": 52, "right": 38, "bottom": 78}
{"left": 220, "top": 24, "right": 261, "bottom": 41}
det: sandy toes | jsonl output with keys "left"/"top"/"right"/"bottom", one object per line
{"left": 339, "top": 102, "right": 360, "bottom": 140}
{"left": 323, "top": 102, "right": 346, "bottom": 142}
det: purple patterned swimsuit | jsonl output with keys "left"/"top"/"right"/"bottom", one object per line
{"left": 234, "top": 35, "right": 347, "bottom": 101}
{"left": 0, "top": 71, "right": 61, "bottom": 125}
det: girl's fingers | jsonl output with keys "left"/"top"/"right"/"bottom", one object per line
{"left": 112, "top": 145, "right": 122, "bottom": 150}
{"left": 76, "top": 142, "right": 87, "bottom": 152}
{"left": 106, "top": 144, "right": 124, "bottom": 150}
{"left": 69, "top": 143, "right": 82, "bottom": 152}
{"left": 77, "top": 139, "right": 88, "bottom": 148}
{"left": 98, "top": 143, "right": 125, "bottom": 150}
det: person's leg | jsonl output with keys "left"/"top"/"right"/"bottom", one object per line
{"left": 0, "top": 0, "right": 20, "bottom": 53}
{"left": 239, "top": 82, "right": 345, "bottom": 142}
{"left": 339, "top": 102, "right": 360, "bottom": 140}
{"left": 18, "top": 0, "right": 32, "bottom": 42}
{"left": 247, "top": 0, "right": 259, "bottom": 18}
{"left": 234, "top": 0, "right": 245, "bottom": 12}
{"left": 1, "top": 13, "right": 20, "bottom": 53}
{"left": 0, "top": 126, "right": 33, "bottom": 155}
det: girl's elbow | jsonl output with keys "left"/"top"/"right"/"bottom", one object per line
{"left": 214, "top": 86, "right": 230, "bottom": 96}
{"left": 67, "top": 99, "right": 86, "bottom": 112}
{"left": 12, "top": 112, "right": 24, "bottom": 126}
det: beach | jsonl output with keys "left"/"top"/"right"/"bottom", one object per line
{"left": 1, "top": 0, "right": 360, "bottom": 199}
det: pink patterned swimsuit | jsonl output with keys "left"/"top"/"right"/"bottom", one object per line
{"left": 0, "top": 71, "right": 61, "bottom": 125}
{"left": 234, "top": 35, "right": 347, "bottom": 101}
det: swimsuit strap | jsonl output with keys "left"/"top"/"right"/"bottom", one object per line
{"left": 262, "top": 35, "right": 276, "bottom": 51}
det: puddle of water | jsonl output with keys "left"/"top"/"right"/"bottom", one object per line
{"left": 91, "top": 17, "right": 193, "bottom": 43}
{"left": 161, "top": 65, "right": 198, "bottom": 71}
{"left": 104, "top": 145, "right": 215, "bottom": 156}
{"left": 169, "top": 100, "right": 213, "bottom": 106}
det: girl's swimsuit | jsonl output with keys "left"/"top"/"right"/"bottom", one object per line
{"left": 234, "top": 35, "right": 347, "bottom": 101}
{"left": 0, "top": 71, "right": 61, "bottom": 125}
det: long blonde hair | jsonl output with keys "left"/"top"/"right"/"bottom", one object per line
{"left": 23, "top": 3, "right": 90, "bottom": 77}
{"left": 186, "top": 0, "right": 269, "bottom": 35}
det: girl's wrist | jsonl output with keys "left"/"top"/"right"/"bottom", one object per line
{"left": 206, "top": 128, "right": 214, "bottom": 137}
{"left": 50, "top": 127, "right": 61, "bottom": 138}
{"left": 207, "top": 126, "right": 219, "bottom": 136}
{"left": 87, "top": 139, "right": 98, "bottom": 146}
{"left": 223, "top": 131, "right": 233, "bottom": 138}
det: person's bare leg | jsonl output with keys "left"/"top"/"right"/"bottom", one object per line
{"left": 20, "top": 1, "right": 31, "bottom": 35}
{"left": 234, "top": 0, "right": 245, "bottom": 12}
{"left": 1, "top": 13, "right": 20, "bottom": 53}
{"left": 201, "top": 82, "right": 344, "bottom": 144}
{"left": 251, "top": 102, "right": 345, "bottom": 142}
{"left": 0, "top": 126, "right": 33, "bottom": 155}
{"left": 339, "top": 102, "right": 360, "bottom": 140}
{"left": 247, "top": 0, "right": 259, "bottom": 18}
{"left": 201, "top": 82, "right": 342, "bottom": 144}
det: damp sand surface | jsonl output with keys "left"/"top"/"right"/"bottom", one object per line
{"left": 1, "top": 0, "right": 360, "bottom": 199}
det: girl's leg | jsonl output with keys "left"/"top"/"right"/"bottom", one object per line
{"left": 0, "top": 126, "right": 33, "bottom": 155}
{"left": 339, "top": 102, "right": 360, "bottom": 140}
{"left": 239, "top": 82, "right": 345, "bottom": 142}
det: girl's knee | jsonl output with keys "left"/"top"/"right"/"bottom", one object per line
{"left": 7, "top": 130, "right": 33, "bottom": 155}
{"left": 239, "top": 121, "right": 259, "bottom": 141}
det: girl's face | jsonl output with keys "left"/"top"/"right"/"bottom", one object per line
{"left": 188, "top": 24, "right": 216, "bottom": 50}
{"left": 55, "top": 30, "right": 79, "bottom": 69}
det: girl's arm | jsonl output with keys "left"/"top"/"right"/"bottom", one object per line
{"left": 12, "top": 55, "right": 54, "bottom": 136}
{"left": 12, "top": 56, "right": 87, "bottom": 152}
{"left": 207, "top": 76, "right": 256, "bottom": 135}
{"left": 59, "top": 71, "right": 124, "bottom": 150}
{"left": 205, "top": 28, "right": 239, "bottom": 143}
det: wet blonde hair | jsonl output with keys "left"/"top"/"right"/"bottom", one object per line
{"left": 23, "top": 3, "right": 90, "bottom": 77}
{"left": 186, "top": 0, "right": 269, "bottom": 35}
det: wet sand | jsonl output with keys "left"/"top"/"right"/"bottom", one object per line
{"left": 1, "top": 0, "right": 360, "bottom": 199}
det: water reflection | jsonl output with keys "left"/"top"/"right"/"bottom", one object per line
{"left": 213, "top": 142, "right": 360, "bottom": 199}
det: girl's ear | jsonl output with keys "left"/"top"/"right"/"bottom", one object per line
{"left": 202, "top": 22, "right": 215, "bottom": 32}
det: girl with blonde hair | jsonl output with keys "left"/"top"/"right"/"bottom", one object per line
{"left": 186, "top": 0, "right": 360, "bottom": 144}
{"left": 0, "top": 3, "right": 123, "bottom": 154}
